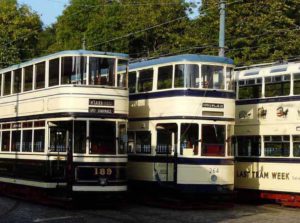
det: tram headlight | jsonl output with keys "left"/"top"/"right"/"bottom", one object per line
{"left": 211, "top": 174, "right": 218, "bottom": 182}
{"left": 99, "top": 178, "right": 108, "bottom": 186}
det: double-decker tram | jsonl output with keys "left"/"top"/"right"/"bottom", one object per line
{"left": 0, "top": 50, "right": 129, "bottom": 202}
{"left": 234, "top": 61, "right": 300, "bottom": 206}
{"left": 127, "top": 54, "right": 235, "bottom": 194}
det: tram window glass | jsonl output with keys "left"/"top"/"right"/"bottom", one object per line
{"left": 90, "top": 121, "right": 116, "bottom": 154}
{"left": 201, "top": 125, "right": 225, "bottom": 156}
{"left": 174, "top": 64, "right": 199, "bottom": 88}
{"left": 236, "top": 136, "right": 260, "bottom": 156}
{"left": 293, "top": 135, "right": 300, "bottom": 157}
{"left": 293, "top": 73, "right": 300, "bottom": 95}
{"left": 226, "top": 67, "right": 234, "bottom": 90}
{"left": 138, "top": 69, "right": 153, "bottom": 92}
{"left": 118, "top": 124, "right": 127, "bottom": 154}
{"left": 3, "top": 72, "right": 11, "bottom": 96}
{"left": 136, "top": 131, "right": 151, "bottom": 153}
{"left": 74, "top": 121, "right": 86, "bottom": 154}
{"left": 238, "top": 78, "right": 262, "bottom": 99}
{"left": 227, "top": 125, "right": 234, "bottom": 156}
{"left": 264, "top": 135, "right": 289, "bottom": 157}
{"left": 117, "top": 59, "right": 128, "bottom": 88}
{"left": 13, "top": 69, "right": 22, "bottom": 94}
{"left": 11, "top": 131, "right": 21, "bottom": 152}
{"left": 89, "top": 57, "right": 115, "bottom": 86}
{"left": 201, "top": 65, "right": 224, "bottom": 89}
{"left": 157, "top": 65, "right": 173, "bottom": 90}
{"left": 62, "top": 56, "right": 87, "bottom": 85}
{"left": 180, "top": 124, "right": 198, "bottom": 156}
{"left": 49, "top": 122, "right": 71, "bottom": 152}
{"left": 33, "top": 129, "right": 45, "bottom": 152}
{"left": 22, "top": 130, "right": 32, "bottom": 152}
{"left": 0, "top": 74, "right": 1, "bottom": 96}
{"left": 265, "top": 75, "right": 290, "bottom": 97}
{"left": 24, "top": 65, "right": 33, "bottom": 92}
{"left": 35, "top": 62, "right": 45, "bottom": 89}
{"left": 128, "top": 72, "right": 137, "bottom": 93}
{"left": 49, "top": 58, "right": 60, "bottom": 87}
{"left": 127, "top": 132, "right": 135, "bottom": 153}
{"left": 1, "top": 131, "right": 10, "bottom": 151}
{"left": 156, "top": 123, "right": 177, "bottom": 154}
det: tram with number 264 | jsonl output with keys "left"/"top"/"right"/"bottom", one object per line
{"left": 127, "top": 54, "right": 235, "bottom": 194}
{"left": 0, "top": 50, "right": 129, "bottom": 201}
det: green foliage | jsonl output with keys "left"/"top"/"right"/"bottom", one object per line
{"left": 0, "top": 0, "right": 42, "bottom": 68}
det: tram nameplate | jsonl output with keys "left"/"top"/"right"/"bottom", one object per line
{"left": 202, "top": 103, "right": 224, "bottom": 109}
{"left": 89, "top": 107, "right": 114, "bottom": 114}
{"left": 89, "top": 99, "right": 114, "bottom": 106}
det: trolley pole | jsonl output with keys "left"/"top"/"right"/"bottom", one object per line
{"left": 218, "top": 0, "right": 226, "bottom": 57}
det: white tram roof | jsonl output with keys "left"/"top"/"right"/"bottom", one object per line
{"left": 235, "top": 61, "right": 300, "bottom": 80}
{"left": 129, "top": 54, "right": 234, "bottom": 70}
{"left": 0, "top": 50, "right": 129, "bottom": 73}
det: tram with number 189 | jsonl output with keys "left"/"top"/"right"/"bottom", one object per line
{"left": 0, "top": 50, "right": 129, "bottom": 201}
{"left": 127, "top": 54, "right": 235, "bottom": 194}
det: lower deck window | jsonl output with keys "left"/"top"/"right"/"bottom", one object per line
{"left": 180, "top": 123, "right": 198, "bottom": 156}
{"left": 128, "top": 131, "right": 151, "bottom": 154}
{"left": 11, "top": 131, "right": 21, "bottom": 152}
{"left": 1, "top": 131, "right": 10, "bottom": 151}
{"left": 156, "top": 123, "right": 177, "bottom": 154}
{"left": 22, "top": 130, "right": 32, "bottom": 152}
{"left": 236, "top": 136, "right": 260, "bottom": 156}
{"left": 201, "top": 125, "right": 225, "bottom": 156}
{"left": 264, "top": 135, "right": 289, "bottom": 157}
{"left": 33, "top": 129, "right": 45, "bottom": 152}
{"left": 293, "top": 135, "right": 300, "bottom": 157}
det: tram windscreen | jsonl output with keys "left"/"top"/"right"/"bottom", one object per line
{"left": 24, "top": 66, "right": 33, "bottom": 91}
{"left": 35, "top": 62, "right": 45, "bottom": 89}
{"left": 13, "top": 69, "right": 22, "bottom": 94}
{"left": 201, "top": 65, "right": 224, "bottom": 89}
{"left": 201, "top": 125, "right": 225, "bottom": 156}
{"left": 89, "top": 57, "right": 115, "bottom": 86}
{"left": 90, "top": 121, "right": 116, "bottom": 154}
{"left": 3, "top": 72, "right": 11, "bottom": 96}
{"left": 49, "top": 58, "right": 60, "bottom": 86}
{"left": 62, "top": 56, "right": 87, "bottom": 85}
{"left": 128, "top": 72, "right": 137, "bottom": 93}
{"left": 174, "top": 64, "right": 199, "bottom": 88}
{"left": 157, "top": 66, "right": 173, "bottom": 90}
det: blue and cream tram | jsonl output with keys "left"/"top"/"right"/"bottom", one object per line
{"left": 0, "top": 50, "right": 129, "bottom": 200}
{"left": 127, "top": 54, "right": 235, "bottom": 193}
{"left": 234, "top": 61, "right": 300, "bottom": 206}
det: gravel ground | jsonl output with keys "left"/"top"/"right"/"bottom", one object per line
{"left": 0, "top": 196, "right": 299, "bottom": 223}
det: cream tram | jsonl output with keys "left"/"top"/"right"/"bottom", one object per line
{"left": 0, "top": 50, "right": 129, "bottom": 199}
{"left": 127, "top": 54, "right": 235, "bottom": 193}
{"left": 235, "top": 61, "right": 300, "bottom": 206}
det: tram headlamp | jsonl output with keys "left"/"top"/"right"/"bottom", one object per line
{"left": 211, "top": 174, "right": 218, "bottom": 182}
{"left": 99, "top": 178, "right": 107, "bottom": 186}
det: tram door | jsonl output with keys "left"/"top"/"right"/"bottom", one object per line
{"left": 49, "top": 121, "right": 73, "bottom": 188}
{"left": 155, "top": 124, "right": 178, "bottom": 184}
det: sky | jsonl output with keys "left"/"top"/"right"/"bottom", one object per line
{"left": 18, "top": 0, "right": 70, "bottom": 27}
{"left": 18, "top": 0, "right": 200, "bottom": 27}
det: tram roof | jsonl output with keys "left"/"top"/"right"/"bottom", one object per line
{"left": 0, "top": 50, "right": 129, "bottom": 73}
{"left": 129, "top": 54, "right": 234, "bottom": 70}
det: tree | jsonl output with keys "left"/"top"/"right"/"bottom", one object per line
{"left": 0, "top": 0, "right": 42, "bottom": 68}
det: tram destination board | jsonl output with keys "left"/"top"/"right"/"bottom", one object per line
{"left": 89, "top": 107, "right": 114, "bottom": 114}
{"left": 89, "top": 99, "right": 114, "bottom": 106}
{"left": 202, "top": 103, "right": 224, "bottom": 109}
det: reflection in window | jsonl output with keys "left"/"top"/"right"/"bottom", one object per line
{"left": 265, "top": 75, "right": 290, "bottom": 97}
{"left": 117, "top": 59, "right": 128, "bottom": 88}
{"left": 13, "top": 69, "right": 22, "bottom": 94}
{"left": 74, "top": 121, "right": 86, "bottom": 154}
{"left": 138, "top": 69, "right": 153, "bottom": 92}
{"left": 156, "top": 123, "right": 177, "bottom": 154}
{"left": 157, "top": 66, "right": 173, "bottom": 90}
{"left": 202, "top": 65, "right": 224, "bottom": 89}
{"left": 49, "top": 58, "right": 60, "bottom": 87}
{"left": 24, "top": 66, "right": 33, "bottom": 92}
{"left": 236, "top": 136, "right": 260, "bottom": 156}
{"left": 33, "top": 129, "right": 45, "bottom": 152}
{"left": 136, "top": 131, "right": 151, "bottom": 153}
{"left": 202, "top": 125, "right": 225, "bottom": 156}
{"left": 238, "top": 78, "right": 262, "bottom": 99}
{"left": 3, "top": 72, "right": 11, "bottom": 96}
{"left": 22, "top": 130, "right": 32, "bottom": 152}
{"left": 62, "top": 56, "right": 87, "bottom": 85}
{"left": 264, "top": 135, "right": 289, "bottom": 157}
{"left": 174, "top": 64, "right": 199, "bottom": 88}
{"left": 1, "top": 131, "right": 10, "bottom": 151}
{"left": 180, "top": 124, "right": 198, "bottom": 156}
{"left": 90, "top": 121, "right": 116, "bottom": 154}
{"left": 11, "top": 131, "right": 21, "bottom": 152}
{"left": 89, "top": 57, "right": 115, "bottom": 86}
{"left": 128, "top": 72, "right": 136, "bottom": 93}
{"left": 118, "top": 123, "right": 127, "bottom": 154}
{"left": 35, "top": 62, "right": 45, "bottom": 89}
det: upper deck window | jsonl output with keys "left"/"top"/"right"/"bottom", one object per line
{"left": 293, "top": 73, "right": 300, "bottom": 95}
{"left": 24, "top": 65, "right": 33, "bottom": 92}
{"left": 89, "top": 57, "right": 115, "bottom": 86}
{"left": 117, "top": 59, "right": 128, "bottom": 88}
{"left": 201, "top": 65, "right": 224, "bottom": 89}
{"left": 265, "top": 74, "right": 290, "bottom": 97}
{"left": 62, "top": 56, "right": 87, "bottom": 85}
{"left": 238, "top": 78, "right": 262, "bottom": 99}
{"left": 35, "top": 62, "right": 45, "bottom": 89}
{"left": 128, "top": 71, "right": 136, "bottom": 93}
{"left": 174, "top": 64, "right": 199, "bottom": 88}
{"left": 0, "top": 74, "right": 2, "bottom": 96}
{"left": 3, "top": 72, "right": 11, "bottom": 96}
{"left": 49, "top": 58, "right": 60, "bottom": 87}
{"left": 13, "top": 69, "right": 22, "bottom": 94}
{"left": 138, "top": 69, "right": 153, "bottom": 92}
{"left": 157, "top": 65, "right": 173, "bottom": 90}
{"left": 226, "top": 67, "right": 234, "bottom": 90}
{"left": 236, "top": 136, "right": 260, "bottom": 156}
